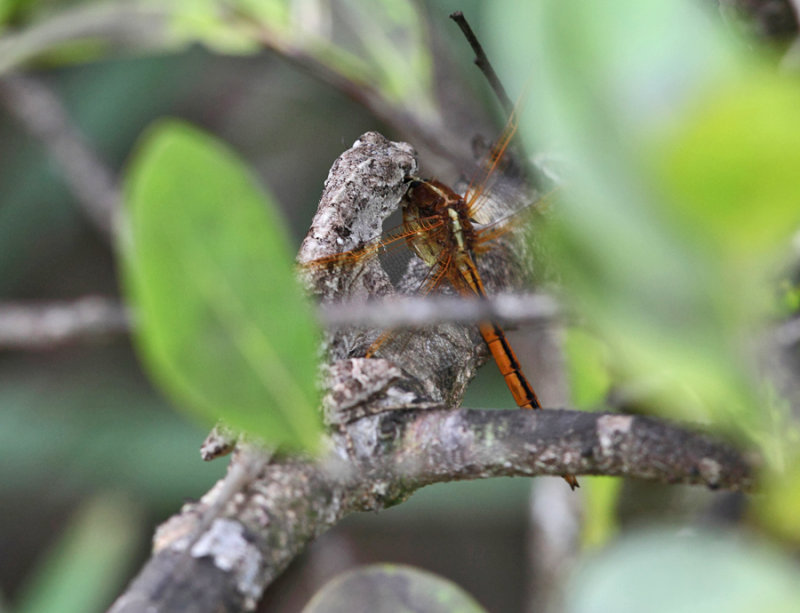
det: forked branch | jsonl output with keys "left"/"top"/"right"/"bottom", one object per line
{"left": 108, "top": 406, "right": 751, "bottom": 612}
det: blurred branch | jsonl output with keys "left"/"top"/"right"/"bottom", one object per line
{"left": 521, "top": 297, "right": 581, "bottom": 613}
{"left": 0, "top": 290, "right": 558, "bottom": 353}
{"left": 0, "top": 74, "right": 121, "bottom": 238}
{"left": 0, "top": 297, "right": 129, "bottom": 350}
{"left": 241, "top": 12, "right": 477, "bottom": 179}
{"left": 108, "top": 407, "right": 752, "bottom": 613}
{"left": 527, "top": 477, "right": 582, "bottom": 613}
{"left": 0, "top": 3, "right": 167, "bottom": 76}
{"left": 717, "top": 0, "right": 799, "bottom": 42}
{"left": 318, "top": 292, "right": 559, "bottom": 330}
{"left": 775, "top": 315, "right": 800, "bottom": 347}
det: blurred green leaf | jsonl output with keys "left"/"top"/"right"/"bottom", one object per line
{"left": 565, "top": 529, "right": 800, "bottom": 613}
{"left": 0, "top": 3, "right": 166, "bottom": 75}
{"left": 581, "top": 477, "right": 622, "bottom": 549}
{"left": 122, "top": 120, "right": 322, "bottom": 451}
{"left": 341, "top": 0, "right": 434, "bottom": 112}
{"left": 487, "top": 0, "right": 799, "bottom": 447}
{"left": 14, "top": 494, "right": 142, "bottom": 613}
{"left": 564, "top": 327, "right": 611, "bottom": 410}
{"left": 0, "top": 2, "right": 13, "bottom": 25}
{"left": 778, "top": 279, "right": 800, "bottom": 316}
{"left": 167, "top": 0, "right": 265, "bottom": 54}
{"left": 753, "top": 431, "right": 800, "bottom": 544}
{"left": 0, "top": 0, "right": 43, "bottom": 27}
{"left": 303, "top": 564, "right": 488, "bottom": 613}
{"left": 165, "top": 0, "right": 438, "bottom": 119}
{"left": 654, "top": 76, "right": 800, "bottom": 266}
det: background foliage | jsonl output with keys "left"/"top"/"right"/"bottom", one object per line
{"left": 2, "top": 1, "right": 800, "bottom": 612}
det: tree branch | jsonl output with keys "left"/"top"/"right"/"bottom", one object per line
{"left": 0, "top": 4, "right": 167, "bottom": 76}
{"left": 0, "top": 74, "right": 121, "bottom": 238}
{"left": 0, "top": 291, "right": 559, "bottom": 353}
{"left": 318, "top": 291, "right": 559, "bottom": 330}
{"left": 449, "top": 11, "right": 514, "bottom": 115}
{"left": 0, "top": 297, "right": 129, "bottom": 350}
{"left": 108, "top": 407, "right": 751, "bottom": 613}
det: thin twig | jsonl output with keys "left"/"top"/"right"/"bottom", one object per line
{"left": 243, "top": 16, "right": 474, "bottom": 179}
{"left": 0, "top": 292, "right": 560, "bottom": 352}
{"left": 450, "top": 11, "right": 514, "bottom": 115}
{"left": 0, "top": 74, "right": 121, "bottom": 238}
{"left": 449, "top": 11, "right": 541, "bottom": 189}
{"left": 0, "top": 297, "right": 129, "bottom": 350}
{"left": 318, "top": 292, "right": 560, "bottom": 330}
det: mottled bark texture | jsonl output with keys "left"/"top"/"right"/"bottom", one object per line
{"left": 109, "top": 133, "right": 753, "bottom": 613}
{"left": 109, "top": 409, "right": 751, "bottom": 613}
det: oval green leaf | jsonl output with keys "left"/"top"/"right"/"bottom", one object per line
{"left": 121, "top": 120, "right": 321, "bottom": 451}
{"left": 303, "top": 564, "right": 488, "bottom": 613}
{"left": 566, "top": 530, "right": 800, "bottom": 613}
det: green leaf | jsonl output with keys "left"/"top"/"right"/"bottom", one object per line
{"left": 340, "top": 0, "right": 434, "bottom": 112}
{"left": 654, "top": 76, "right": 800, "bottom": 265}
{"left": 165, "top": 0, "right": 438, "bottom": 120}
{"left": 15, "top": 494, "right": 142, "bottom": 613}
{"left": 487, "top": 0, "right": 796, "bottom": 446}
{"left": 565, "top": 530, "right": 800, "bottom": 613}
{"left": 581, "top": 477, "right": 623, "bottom": 549}
{"left": 167, "top": 0, "right": 271, "bottom": 54}
{"left": 777, "top": 279, "right": 800, "bottom": 316}
{"left": 564, "top": 327, "right": 611, "bottom": 410}
{"left": 302, "top": 564, "right": 488, "bottom": 613}
{"left": 122, "top": 120, "right": 322, "bottom": 451}
{"left": 753, "top": 432, "right": 800, "bottom": 544}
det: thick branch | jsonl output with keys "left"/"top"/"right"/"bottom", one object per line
{"left": 108, "top": 407, "right": 751, "bottom": 613}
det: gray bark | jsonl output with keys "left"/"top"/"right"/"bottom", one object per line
{"left": 108, "top": 407, "right": 751, "bottom": 613}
